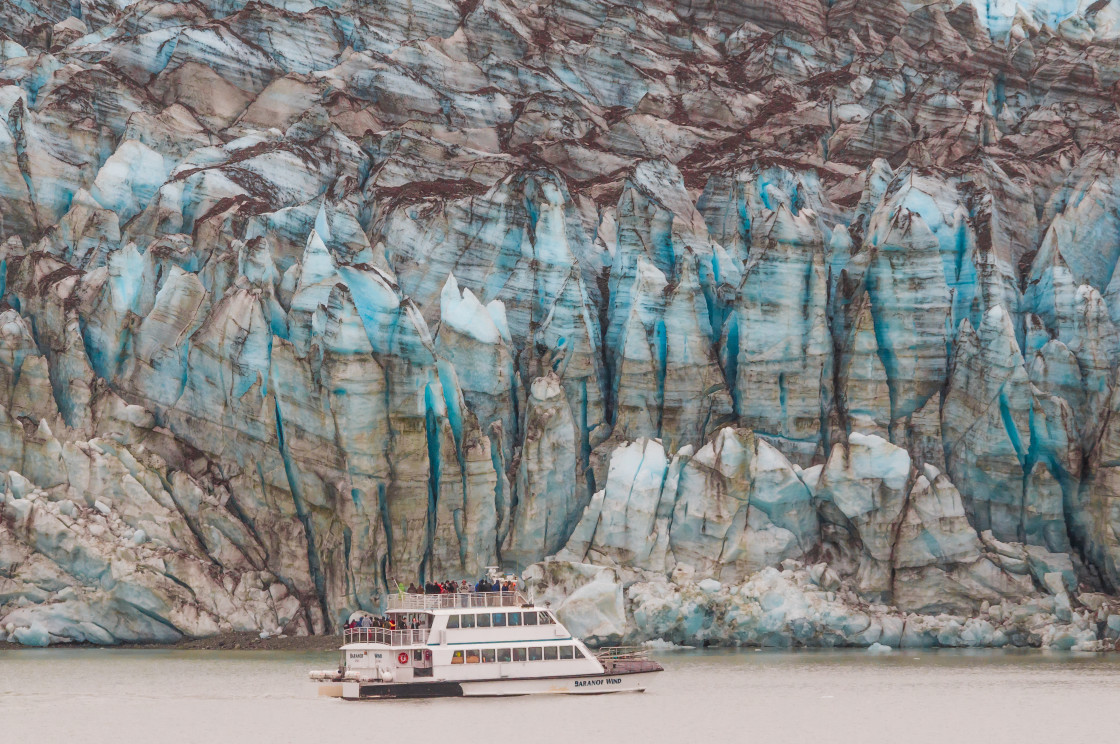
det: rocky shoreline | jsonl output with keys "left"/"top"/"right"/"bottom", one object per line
{"left": 0, "top": 632, "right": 344, "bottom": 652}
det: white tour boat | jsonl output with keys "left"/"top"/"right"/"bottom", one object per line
{"left": 309, "top": 583, "right": 663, "bottom": 699}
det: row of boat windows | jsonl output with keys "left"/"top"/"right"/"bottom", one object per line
{"left": 450, "top": 645, "right": 587, "bottom": 664}
{"left": 446, "top": 611, "right": 553, "bottom": 629}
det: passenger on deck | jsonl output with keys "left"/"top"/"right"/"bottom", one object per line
{"left": 407, "top": 582, "right": 420, "bottom": 594}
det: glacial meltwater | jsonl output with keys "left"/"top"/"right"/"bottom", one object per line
{"left": 3, "top": 649, "right": 1120, "bottom": 743}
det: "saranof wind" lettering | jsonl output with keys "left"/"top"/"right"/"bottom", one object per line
{"left": 573, "top": 678, "right": 622, "bottom": 687}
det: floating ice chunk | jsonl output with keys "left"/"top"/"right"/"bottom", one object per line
{"left": 866, "top": 642, "right": 893, "bottom": 653}
{"left": 93, "top": 500, "right": 111, "bottom": 515}
{"left": 641, "top": 638, "right": 693, "bottom": 650}
{"left": 132, "top": 529, "right": 148, "bottom": 545}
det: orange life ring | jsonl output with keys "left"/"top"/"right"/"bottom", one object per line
{"left": 398, "top": 652, "right": 409, "bottom": 665}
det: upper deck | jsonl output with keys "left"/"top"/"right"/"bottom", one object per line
{"left": 384, "top": 590, "right": 529, "bottom": 612}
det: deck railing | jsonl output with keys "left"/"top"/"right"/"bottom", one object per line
{"left": 596, "top": 646, "right": 663, "bottom": 674}
{"left": 595, "top": 646, "right": 652, "bottom": 660}
{"left": 384, "top": 591, "right": 529, "bottom": 611}
{"left": 343, "top": 627, "right": 430, "bottom": 646}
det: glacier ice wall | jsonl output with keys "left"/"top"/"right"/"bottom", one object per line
{"left": 3, "top": 0, "right": 1120, "bottom": 646}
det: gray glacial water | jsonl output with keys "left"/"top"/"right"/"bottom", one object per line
{"left": 3, "top": 648, "right": 1119, "bottom": 744}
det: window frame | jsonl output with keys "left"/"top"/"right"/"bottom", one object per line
{"left": 512, "top": 647, "right": 528, "bottom": 662}
{"left": 543, "top": 645, "right": 558, "bottom": 660}
{"left": 558, "top": 645, "right": 574, "bottom": 660}
{"left": 476, "top": 613, "right": 492, "bottom": 628}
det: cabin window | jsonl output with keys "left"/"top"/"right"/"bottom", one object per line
{"left": 447, "top": 615, "right": 460, "bottom": 629}
{"left": 477, "top": 613, "right": 491, "bottom": 628}
{"left": 413, "top": 650, "right": 424, "bottom": 663}
{"left": 461, "top": 613, "right": 476, "bottom": 629}
{"left": 523, "top": 611, "right": 538, "bottom": 626}
{"left": 481, "top": 649, "right": 495, "bottom": 663}
{"left": 528, "top": 647, "right": 543, "bottom": 661}
{"left": 512, "top": 648, "right": 527, "bottom": 662}
{"left": 497, "top": 648, "right": 512, "bottom": 663}
{"left": 451, "top": 651, "right": 464, "bottom": 664}
{"left": 508, "top": 612, "right": 522, "bottom": 627}
{"left": 538, "top": 611, "right": 553, "bottom": 625}
{"left": 492, "top": 613, "right": 506, "bottom": 627}
{"left": 559, "top": 645, "right": 574, "bottom": 660}
{"left": 578, "top": 647, "right": 591, "bottom": 659}
{"left": 543, "top": 646, "right": 558, "bottom": 660}
{"left": 466, "top": 650, "right": 480, "bottom": 663}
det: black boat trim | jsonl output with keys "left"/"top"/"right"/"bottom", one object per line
{"left": 356, "top": 681, "right": 464, "bottom": 699}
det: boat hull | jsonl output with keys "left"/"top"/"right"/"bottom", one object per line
{"left": 336, "top": 671, "right": 658, "bottom": 700}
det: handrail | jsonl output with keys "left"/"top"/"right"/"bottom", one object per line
{"left": 596, "top": 646, "right": 663, "bottom": 674}
{"left": 343, "top": 627, "right": 430, "bottom": 646}
{"left": 384, "top": 591, "right": 529, "bottom": 611}
{"left": 595, "top": 646, "right": 653, "bottom": 660}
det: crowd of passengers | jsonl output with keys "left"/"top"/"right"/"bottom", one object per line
{"left": 344, "top": 615, "right": 426, "bottom": 631}
{"left": 406, "top": 578, "right": 517, "bottom": 594}
{"left": 342, "top": 576, "right": 519, "bottom": 631}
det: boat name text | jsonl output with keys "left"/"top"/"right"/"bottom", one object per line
{"left": 573, "top": 678, "right": 622, "bottom": 687}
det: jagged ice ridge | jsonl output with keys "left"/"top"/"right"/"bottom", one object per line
{"left": 2, "top": 0, "right": 1120, "bottom": 650}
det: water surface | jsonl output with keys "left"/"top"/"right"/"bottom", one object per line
{"left": 3, "top": 647, "right": 1118, "bottom": 743}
